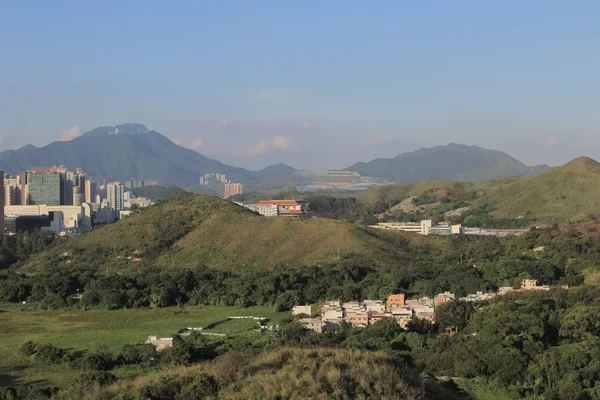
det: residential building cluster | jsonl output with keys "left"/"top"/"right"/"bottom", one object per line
{"left": 296, "top": 281, "right": 567, "bottom": 333}
{"left": 372, "top": 220, "right": 529, "bottom": 237}
{"left": 237, "top": 200, "right": 313, "bottom": 219}
{"left": 199, "top": 173, "right": 243, "bottom": 199}
{"left": 2, "top": 166, "right": 159, "bottom": 234}
{"left": 295, "top": 294, "right": 437, "bottom": 333}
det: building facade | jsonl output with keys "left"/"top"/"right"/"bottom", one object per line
{"left": 107, "top": 183, "right": 124, "bottom": 210}
{"left": 28, "top": 172, "right": 65, "bottom": 205}
{"left": 223, "top": 183, "right": 243, "bottom": 199}
{"left": 85, "top": 180, "right": 97, "bottom": 204}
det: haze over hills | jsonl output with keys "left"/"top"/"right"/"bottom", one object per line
{"left": 0, "top": 124, "right": 294, "bottom": 187}
{"left": 346, "top": 143, "right": 550, "bottom": 183}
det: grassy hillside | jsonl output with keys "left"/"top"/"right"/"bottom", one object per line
{"left": 475, "top": 157, "right": 600, "bottom": 222}
{"left": 20, "top": 192, "right": 417, "bottom": 274}
{"left": 67, "top": 348, "right": 425, "bottom": 400}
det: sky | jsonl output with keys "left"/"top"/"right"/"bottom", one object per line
{"left": 1, "top": 1, "right": 599, "bottom": 170}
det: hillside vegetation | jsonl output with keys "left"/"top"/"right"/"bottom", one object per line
{"left": 319, "top": 157, "right": 600, "bottom": 225}
{"left": 21, "top": 192, "right": 418, "bottom": 274}
{"left": 477, "top": 157, "right": 600, "bottom": 221}
{"left": 61, "top": 348, "right": 425, "bottom": 400}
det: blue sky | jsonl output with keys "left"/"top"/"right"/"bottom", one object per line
{"left": 1, "top": 1, "right": 599, "bottom": 169}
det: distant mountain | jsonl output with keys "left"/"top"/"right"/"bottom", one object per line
{"left": 346, "top": 143, "right": 549, "bottom": 183}
{"left": 0, "top": 124, "right": 291, "bottom": 187}
{"left": 251, "top": 163, "right": 296, "bottom": 180}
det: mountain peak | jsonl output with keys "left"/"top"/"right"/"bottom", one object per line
{"left": 84, "top": 123, "right": 148, "bottom": 136}
{"left": 560, "top": 157, "right": 600, "bottom": 172}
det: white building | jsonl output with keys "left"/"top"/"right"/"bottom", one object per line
{"left": 236, "top": 202, "right": 279, "bottom": 217}
{"left": 107, "top": 183, "right": 124, "bottom": 210}
{"left": 4, "top": 204, "right": 92, "bottom": 230}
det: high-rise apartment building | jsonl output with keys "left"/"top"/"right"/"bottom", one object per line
{"left": 0, "top": 172, "right": 4, "bottom": 233}
{"left": 73, "top": 186, "right": 82, "bottom": 206}
{"left": 4, "top": 174, "right": 21, "bottom": 206}
{"left": 106, "top": 183, "right": 124, "bottom": 210}
{"left": 85, "top": 180, "right": 97, "bottom": 204}
{"left": 20, "top": 171, "right": 29, "bottom": 205}
{"left": 28, "top": 172, "right": 66, "bottom": 205}
{"left": 224, "top": 183, "right": 243, "bottom": 199}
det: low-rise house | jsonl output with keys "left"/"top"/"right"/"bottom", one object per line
{"left": 345, "top": 311, "right": 368, "bottom": 327}
{"left": 498, "top": 286, "right": 515, "bottom": 295}
{"left": 434, "top": 292, "right": 455, "bottom": 305}
{"left": 386, "top": 294, "right": 405, "bottom": 307}
{"left": 363, "top": 300, "right": 385, "bottom": 314}
{"left": 145, "top": 336, "right": 173, "bottom": 351}
{"left": 322, "top": 308, "right": 343, "bottom": 320}
{"left": 292, "top": 305, "right": 312, "bottom": 316}
{"left": 342, "top": 301, "right": 362, "bottom": 314}
{"left": 300, "top": 317, "right": 322, "bottom": 334}
{"left": 406, "top": 297, "right": 435, "bottom": 308}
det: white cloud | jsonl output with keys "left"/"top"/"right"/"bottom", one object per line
{"left": 230, "top": 135, "right": 292, "bottom": 156}
{"left": 59, "top": 125, "right": 82, "bottom": 141}
{"left": 271, "top": 135, "right": 291, "bottom": 150}
{"left": 188, "top": 137, "right": 204, "bottom": 150}
{"left": 0, "top": 136, "right": 4, "bottom": 147}
{"left": 539, "top": 136, "right": 557, "bottom": 148}
{"left": 368, "top": 135, "right": 394, "bottom": 144}
{"left": 254, "top": 86, "right": 286, "bottom": 100}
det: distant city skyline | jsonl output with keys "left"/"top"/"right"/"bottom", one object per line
{"left": 2, "top": 2, "right": 600, "bottom": 169}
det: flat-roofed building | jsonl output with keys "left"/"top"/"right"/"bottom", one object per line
{"left": 292, "top": 305, "right": 312, "bottom": 316}
{"left": 345, "top": 311, "right": 368, "bottom": 327}
{"left": 256, "top": 200, "right": 313, "bottom": 219}
{"left": 300, "top": 317, "right": 322, "bottom": 334}
{"left": 4, "top": 204, "right": 92, "bottom": 230}
{"left": 386, "top": 294, "right": 405, "bottom": 307}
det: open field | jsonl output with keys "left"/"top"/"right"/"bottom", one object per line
{"left": 0, "top": 304, "right": 288, "bottom": 388}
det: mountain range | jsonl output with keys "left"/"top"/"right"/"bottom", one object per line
{"left": 0, "top": 124, "right": 551, "bottom": 186}
{"left": 347, "top": 143, "right": 550, "bottom": 183}
{"left": 0, "top": 124, "right": 294, "bottom": 187}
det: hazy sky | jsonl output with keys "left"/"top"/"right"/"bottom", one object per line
{"left": 1, "top": 1, "right": 599, "bottom": 169}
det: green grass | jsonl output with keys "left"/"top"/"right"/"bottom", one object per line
{"left": 20, "top": 192, "right": 419, "bottom": 274}
{"left": 0, "top": 304, "right": 288, "bottom": 387}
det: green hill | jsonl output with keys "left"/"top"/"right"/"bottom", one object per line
{"left": 20, "top": 192, "right": 418, "bottom": 274}
{"left": 346, "top": 143, "right": 548, "bottom": 183}
{"left": 475, "top": 157, "right": 600, "bottom": 222}
{"left": 67, "top": 348, "right": 425, "bottom": 400}
{"left": 353, "top": 157, "right": 600, "bottom": 224}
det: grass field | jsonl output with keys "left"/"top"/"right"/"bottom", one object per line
{"left": 0, "top": 304, "right": 288, "bottom": 388}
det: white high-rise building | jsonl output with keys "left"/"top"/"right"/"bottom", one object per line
{"left": 106, "top": 183, "right": 124, "bottom": 210}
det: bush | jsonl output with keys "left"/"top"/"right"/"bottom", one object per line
{"left": 34, "top": 344, "right": 64, "bottom": 365}
{"left": 20, "top": 341, "right": 38, "bottom": 356}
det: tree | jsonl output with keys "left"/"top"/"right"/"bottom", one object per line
{"left": 435, "top": 300, "right": 475, "bottom": 333}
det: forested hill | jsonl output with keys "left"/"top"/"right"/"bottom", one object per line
{"left": 20, "top": 192, "right": 420, "bottom": 274}
{"left": 346, "top": 143, "right": 549, "bottom": 183}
